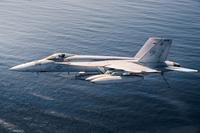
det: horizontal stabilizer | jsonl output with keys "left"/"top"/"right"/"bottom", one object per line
{"left": 165, "top": 66, "right": 198, "bottom": 72}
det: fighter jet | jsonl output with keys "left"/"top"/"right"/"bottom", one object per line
{"left": 10, "top": 37, "right": 198, "bottom": 84}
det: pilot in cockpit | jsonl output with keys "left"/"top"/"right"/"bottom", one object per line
{"left": 45, "top": 53, "right": 73, "bottom": 62}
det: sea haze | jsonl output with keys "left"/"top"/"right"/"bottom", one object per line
{"left": 0, "top": 0, "right": 200, "bottom": 133}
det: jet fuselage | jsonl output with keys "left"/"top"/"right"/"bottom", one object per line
{"left": 10, "top": 54, "right": 136, "bottom": 72}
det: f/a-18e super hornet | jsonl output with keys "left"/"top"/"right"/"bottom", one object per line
{"left": 10, "top": 37, "right": 198, "bottom": 84}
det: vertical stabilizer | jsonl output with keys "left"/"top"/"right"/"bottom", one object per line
{"left": 134, "top": 37, "right": 172, "bottom": 63}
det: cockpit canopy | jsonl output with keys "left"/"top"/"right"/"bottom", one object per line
{"left": 45, "top": 53, "right": 73, "bottom": 61}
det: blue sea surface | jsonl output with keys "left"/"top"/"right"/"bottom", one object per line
{"left": 0, "top": 0, "right": 200, "bottom": 132}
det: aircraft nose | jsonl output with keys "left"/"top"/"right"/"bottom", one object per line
{"left": 10, "top": 62, "right": 36, "bottom": 72}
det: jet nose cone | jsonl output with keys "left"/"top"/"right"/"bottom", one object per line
{"left": 10, "top": 62, "right": 35, "bottom": 72}
{"left": 10, "top": 65, "right": 20, "bottom": 71}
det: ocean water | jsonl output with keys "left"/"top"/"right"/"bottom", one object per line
{"left": 0, "top": 0, "right": 200, "bottom": 132}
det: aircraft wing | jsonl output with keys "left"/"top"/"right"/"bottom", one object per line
{"left": 58, "top": 60, "right": 159, "bottom": 73}
{"left": 104, "top": 61, "right": 160, "bottom": 73}
{"left": 59, "top": 60, "right": 160, "bottom": 84}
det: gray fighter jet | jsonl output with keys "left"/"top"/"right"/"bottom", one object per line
{"left": 10, "top": 37, "right": 198, "bottom": 84}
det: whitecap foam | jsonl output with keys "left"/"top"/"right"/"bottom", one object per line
{"left": 0, "top": 118, "right": 24, "bottom": 133}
